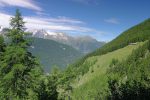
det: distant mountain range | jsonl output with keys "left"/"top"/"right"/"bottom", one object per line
{"left": 0, "top": 27, "right": 105, "bottom": 54}
{"left": 30, "top": 29, "right": 105, "bottom": 54}
{"left": 0, "top": 27, "right": 105, "bottom": 72}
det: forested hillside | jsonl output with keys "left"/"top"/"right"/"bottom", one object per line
{"left": 29, "top": 37, "right": 83, "bottom": 72}
{"left": 61, "top": 18, "right": 150, "bottom": 99}
{"left": 71, "top": 18, "right": 150, "bottom": 77}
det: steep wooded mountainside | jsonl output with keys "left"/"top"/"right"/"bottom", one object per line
{"left": 29, "top": 38, "right": 83, "bottom": 72}
{"left": 63, "top": 18, "right": 150, "bottom": 99}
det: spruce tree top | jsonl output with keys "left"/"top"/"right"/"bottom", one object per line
{"left": 10, "top": 9, "right": 25, "bottom": 31}
{"left": 8, "top": 9, "right": 28, "bottom": 47}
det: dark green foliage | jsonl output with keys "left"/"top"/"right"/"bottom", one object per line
{"left": 92, "top": 18, "right": 150, "bottom": 57}
{"left": 37, "top": 75, "right": 58, "bottom": 100}
{"left": 36, "top": 78, "right": 48, "bottom": 99}
{"left": 0, "top": 36, "right": 5, "bottom": 53}
{"left": 108, "top": 80, "right": 150, "bottom": 100}
{"left": 109, "top": 58, "right": 119, "bottom": 68}
{"left": 107, "top": 40, "right": 150, "bottom": 100}
{"left": 34, "top": 70, "right": 64, "bottom": 100}
{"left": 0, "top": 9, "right": 42, "bottom": 99}
{"left": 0, "top": 45, "right": 42, "bottom": 98}
{"left": 46, "top": 75, "right": 58, "bottom": 99}
{"left": 10, "top": 9, "right": 25, "bottom": 31}
{"left": 55, "top": 66, "right": 74, "bottom": 100}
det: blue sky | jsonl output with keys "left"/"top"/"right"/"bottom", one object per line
{"left": 0, "top": 0, "right": 150, "bottom": 41}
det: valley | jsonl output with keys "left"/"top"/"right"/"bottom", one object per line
{"left": 0, "top": 1, "right": 149, "bottom": 99}
{"left": 30, "top": 37, "right": 83, "bottom": 72}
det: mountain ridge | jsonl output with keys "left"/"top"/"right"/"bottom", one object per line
{"left": 30, "top": 29, "right": 105, "bottom": 54}
{"left": 0, "top": 27, "right": 105, "bottom": 54}
{"left": 0, "top": 28, "right": 83, "bottom": 72}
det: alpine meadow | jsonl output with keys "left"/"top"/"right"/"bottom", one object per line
{"left": 0, "top": 0, "right": 150, "bottom": 100}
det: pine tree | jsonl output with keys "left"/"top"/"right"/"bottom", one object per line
{"left": 0, "top": 9, "right": 42, "bottom": 99}
{"left": 0, "top": 36, "right": 5, "bottom": 63}
{"left": 8, "top": 9, "right": 28, "bottom": 47}
{"left": 0, "top": 36, "right": 5, "bottom": 53}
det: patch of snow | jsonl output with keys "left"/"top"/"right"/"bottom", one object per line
{"left": 0, "top": 26, "right": 3, "bottom": 32}
{"left": 47, "top": 31, "right": 57, "bottom": 35}
{"left": 30, "top": 45, "right": 35, "bottom": 49}
{"left": 63, "top": 47, "right": 66, "bottom": 50}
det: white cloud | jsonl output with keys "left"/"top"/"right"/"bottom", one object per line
{"left": 0, "top": 0, "right": 42, "bottom": 11}
{"left": 0, "top": 12, "right": 11, "bottom": 27}
{"left": 26, "top": 16, "right": 84, "bottom": 25}
{"left": 70, "top": 0, "right": 99, "bottom": 5}
{"left": 35, "top": 12, "right": 50, "bottom": 16}
{"left": 104, "top": 18, "right": 120, "bottom": 24}
{"left": 0, "top": 12, "right": 104, "bottom": 35}
{"left": 49, "top": 16, "right": 85, "bottom": 24}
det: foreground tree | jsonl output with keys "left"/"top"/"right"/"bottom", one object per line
{"left": 107, "top": 40, "right": 150, "bottom": 100}
{"left": 0, "top": 9, "right": 42, "bottom": 99}
{"left": 0, "top": 36, "right": 5, "bottom": 54}
{"left": 37, "top": 67, "right": 60, "bottom": 100}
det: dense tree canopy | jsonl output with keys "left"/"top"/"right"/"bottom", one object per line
{"left": 0, "top": 9, "right": 42, "bottom": 99}
{"left": 107, "top": 40, "right": 150, "bottom": 100}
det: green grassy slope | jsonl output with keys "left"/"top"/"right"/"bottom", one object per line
{"left": 71, "top": 42, "right": 145, "bottom": 100}
{"left": 71, "top": 18, "right": 150, "bottom": 73}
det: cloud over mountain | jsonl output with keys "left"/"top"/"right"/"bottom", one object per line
{"left": 0, "top": 12, "right": 105, "bottom": 37}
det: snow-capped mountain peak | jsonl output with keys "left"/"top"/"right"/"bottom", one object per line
{"left": 0, "top": 27, "right": 105, "bottom": 54}
{"left": 48, "top": 32, "right": 69, "bottom": 41}
{"left": 30, "top": 29, "right": 69, "bottom": 41}
{"left": 0, "top": 26, "right": 4, "bottom": 32}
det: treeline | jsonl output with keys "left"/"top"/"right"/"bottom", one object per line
{"left": 107, "top": 40, "right": 150, "bottom": 99}
{"left": 69, "top": 18, "right": 150, "bottom": 79}
{"left": 0, "top": 9, "right": 73, "bottom": 100}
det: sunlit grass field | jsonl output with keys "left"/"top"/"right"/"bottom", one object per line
{"left": 72, "top": 42, "right": 145, "bottom": 100}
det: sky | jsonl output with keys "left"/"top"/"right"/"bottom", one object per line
{"left": 0, "top": 0, "right": 150, "bottom": 41}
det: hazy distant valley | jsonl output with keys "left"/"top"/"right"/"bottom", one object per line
{"left": 0, "top": 28, "right": 105, "bottom": 72}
